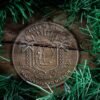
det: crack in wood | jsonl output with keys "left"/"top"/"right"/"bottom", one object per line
{"left": 2, "top": 41, "right": 82, "bottom": 51}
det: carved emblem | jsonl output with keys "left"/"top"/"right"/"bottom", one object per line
{"left": 12, "top": 22, "right": 79, "bottom": 87}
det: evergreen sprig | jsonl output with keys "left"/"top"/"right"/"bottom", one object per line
{"left": 0, "top": 61, "right": 99, "bottom": 100}
{"left": 0, "top": 0, "right": 34, "bottom": 61}
{"left": 64, "top": 60, "right": 100, "bottom": 100}
{"left": 0, "top": 0, "right": 34, "bottom": 36}
{"left": 80, "top": 7, "right": 100, "bottom": 68}
{"left": 63, "top": 0, "right": 100, "bottom": 25}
{"left": 0, "top": 0, "right": 34, "bottom": 25}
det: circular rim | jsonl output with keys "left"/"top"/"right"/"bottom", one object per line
{"left": 12, "top": 22, "right": 80, "bottom": 88}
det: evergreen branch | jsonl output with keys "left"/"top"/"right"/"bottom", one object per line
{"left": 26, "top": 81, "right": 51, "bottom": 95}
{"left": 0, "top": 56, "right": 10, "bottom": 62}
{"left": 0, "top": 0, "right": 34, "bottom": 61}
{"left": 0, "top": 60, "right": 98, "bottom": 100}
